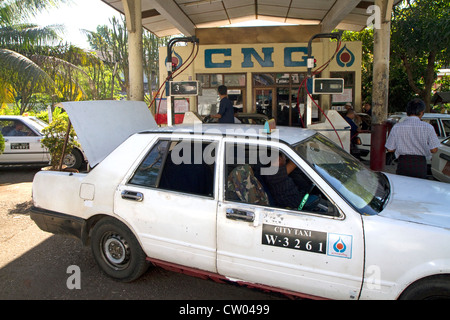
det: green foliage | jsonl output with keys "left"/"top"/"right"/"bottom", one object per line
{"left": 340, "top": 0, "right": 449, "bottom": 113}
{"left": 341, "top": 29, "right": 374, "bottom": 104}
{"left": 0, "top": 132, "right": 4, "bottom": 155}
{"left": 86, "top": 16, "right": 170, "bottom": 97}
{"left": 1, "top": 2, "right": 170, "bottom": 107}
{"left": 41, "top": 114, "right": 79, "bottom": 169}
{"left": 35, "top": 106, "right": 65, "bottom": 122}
{"left": 391, "top": 0, "right": 450, "bottom": 110}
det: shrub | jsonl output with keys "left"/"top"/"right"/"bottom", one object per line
{"left": 0, "top": 133, "right": 4, "bottom": 155}
{"left": 41, "top": 116, "right": 80, "bottom": 169}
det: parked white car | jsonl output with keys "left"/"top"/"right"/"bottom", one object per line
{"left": 357, "top": 113, "right": 450, "bottom": 163}
{"left": 388, "top": 112, "right": 450, "bottom": 140}
{"left": 0, "top": 115, "right": 85, "bottom": 169}
{"left": 31, "top": 101, "right": 450, "bottom": 300}
{"left": 431, "top": 136, "right": 450, "bottom": 183}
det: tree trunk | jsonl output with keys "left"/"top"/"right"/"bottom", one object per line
{"left": 402, "top": 50, "right": 437, "bottom": 112}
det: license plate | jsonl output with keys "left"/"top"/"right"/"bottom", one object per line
{"left": 11, "top": 143, "right": 30, "bottom": 150}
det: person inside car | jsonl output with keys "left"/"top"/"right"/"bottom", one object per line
{"left": 7, "top": 122, "right": 28, "bottom": 136}
{"left": 263, "top": 153, "right": 318, "bottom": 211}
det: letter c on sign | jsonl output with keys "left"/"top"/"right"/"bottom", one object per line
{"left": 205, "top": 49, "right": 232, "bottom": 68}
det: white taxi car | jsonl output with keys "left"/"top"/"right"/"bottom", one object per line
{"left": 0, "top": 115, "right": 84, "bottom": 169}
{"left": 431, "top": 136, "right": 450, "bottom": 183}
{"left": 30, "top": 101, "right": 450, "bottom": 300}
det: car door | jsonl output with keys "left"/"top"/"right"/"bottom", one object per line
{"left": 216, "top": 139, "right": 365, "bottom": 300}
{"left": 113, "top": 136, "right": 219, "bottom": 273}
{"left": 0, "top": 119, "right": 45, "bottom": 163}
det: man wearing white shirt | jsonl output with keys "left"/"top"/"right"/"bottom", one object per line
{"left": 385, "top": 99, "right": 440, "bottom": 179}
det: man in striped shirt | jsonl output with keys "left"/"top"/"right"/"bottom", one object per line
{"left": 385, "top": 99, "right": 440, "bottom": 179}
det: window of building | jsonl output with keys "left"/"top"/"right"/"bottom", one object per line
{"left": 197, "top": 73, "right": 246, "bottom": 115}
{"left": 253, "top": 72, "right": 308, "bottom": 126}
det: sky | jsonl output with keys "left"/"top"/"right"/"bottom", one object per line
{"left": 30, "top": 0, "right": 122, "bottom": 49}
{"left": 30, "top": 0, "right": 290, "bottom": 49}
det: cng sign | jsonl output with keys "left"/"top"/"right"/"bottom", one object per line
{"left": 204, "top": 47, "right": 312, "bottom": 69}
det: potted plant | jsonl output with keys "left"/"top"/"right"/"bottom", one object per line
{"left": 41, "top": 115, "right": 80, "bottom": 170}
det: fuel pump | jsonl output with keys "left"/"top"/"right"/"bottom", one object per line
{"left": 304, "top": 32, "right": 342, "bottom": 127}
{"left": 165, "top": 36, "right": 200, "bottom": 126}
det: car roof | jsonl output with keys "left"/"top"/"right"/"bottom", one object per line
{"left": 0, "top": 115, "right": 46, "bottom": 131}
{"left": 389, "top": 112, "right": 450, "bottom": 119}
{"left": 0, "top": 115, "right": 27, "bottom": 120}
{"left": 139, "top": 123, "right": 317, "bottom": 146}
{"left": 60, "top": 100, "right": 316, "bottom": 167}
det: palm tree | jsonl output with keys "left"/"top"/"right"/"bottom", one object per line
{"left": 0, "top": 0, "right": 65, "bottom": 111}
{"left": 0, "top": 0, "right": 99, "bottom": 113}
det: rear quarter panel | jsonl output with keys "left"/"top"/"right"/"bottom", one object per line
{"left": 32, "top": 133, "right": 156, "bottom": 220}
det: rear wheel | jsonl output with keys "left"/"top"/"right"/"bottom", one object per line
{"left": 91, "top": 218, "right": 149, "bottom": 282}
{"left": 63, "top": 148, "right": 83, "bottom": 169}
{"left": 399, "top": 276, "right": 450, "bottom": 300}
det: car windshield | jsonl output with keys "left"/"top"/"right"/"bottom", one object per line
{"left": 293, "top": 133, "right": 390, "bottom": 215}
{"left": 26, "top": 117, "right": 48, "bottom": 131}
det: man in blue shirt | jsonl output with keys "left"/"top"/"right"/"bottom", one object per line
{"left": 211, "top": 85, "right": 234, "bottom": 123}
{"left": 343, "top": 109, "right": 359, "bottom": 141}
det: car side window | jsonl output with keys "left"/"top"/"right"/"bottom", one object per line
{"left": 129, "top": 139, "right": 216, "bottom": 198}
{"left": 224, "top": 142, "right": 339, "bottom": 217}
{"left": 442, "top": 120, "right": 450, "bottom": 137}
{"left": 425, "top": 119, "right": 441, "bottom": 137}
{"left": 129, "top": 140, "right": 169, "bottom": 188}
{"left": 0, "top": 120, "right": 36, "bottom": 137}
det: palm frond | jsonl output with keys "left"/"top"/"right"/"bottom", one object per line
{"left": 0, "top": 23, "right": 63, "bottom": 48}
{"left": 33, "top": 53, "right": 96, "bottom": 97}
{"left": 0, "top": 48, "right": 55, "bottom": 93}
{"left": 0, "top": 0, "right": 69, "bottom": 26}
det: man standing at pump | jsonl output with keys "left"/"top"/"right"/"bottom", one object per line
{"left": 385, "top": 99, "right": 440, "bottom": 179}
{"left": 210, "top": 85, "right": 234, "bottom": 123}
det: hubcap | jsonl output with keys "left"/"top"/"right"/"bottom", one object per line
{"left": 102, "top": 234, "right": 130, "bottom": 268}
{"left": 63, "top": 153, "right": 75, "bottom": 167}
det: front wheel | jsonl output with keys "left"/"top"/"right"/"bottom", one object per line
{"left": 91, "top": 218, "right": 149, "bottom": 282}
{"left": 399, "top": 276, "right": 450, "bottom": 300}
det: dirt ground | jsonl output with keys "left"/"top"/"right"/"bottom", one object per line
{"left": 0, "top": 166, "right": 49, "bottom": 258}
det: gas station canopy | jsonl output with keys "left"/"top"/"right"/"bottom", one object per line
{"left": 101, "top": 0, "right": 398, "bottom": 37}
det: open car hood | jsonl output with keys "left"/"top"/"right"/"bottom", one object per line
{"left": 60, "top": 100, "right": 157, "bottom": 167}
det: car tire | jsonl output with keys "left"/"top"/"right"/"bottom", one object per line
{"left": 63, "top": 148, "right": 83, "bottom": 169}
{"left": 91, "top": 217, "right": 150, "bottom": 282}
{"left": 399, "top": 276, "right": 450, "bottom": 300}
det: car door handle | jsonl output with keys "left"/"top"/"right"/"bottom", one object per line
{"left": 121, "top": 190, "right": 144, "bottom": 202}
{"left": 226, "top": 208, "right": 255, "bottom": 222}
